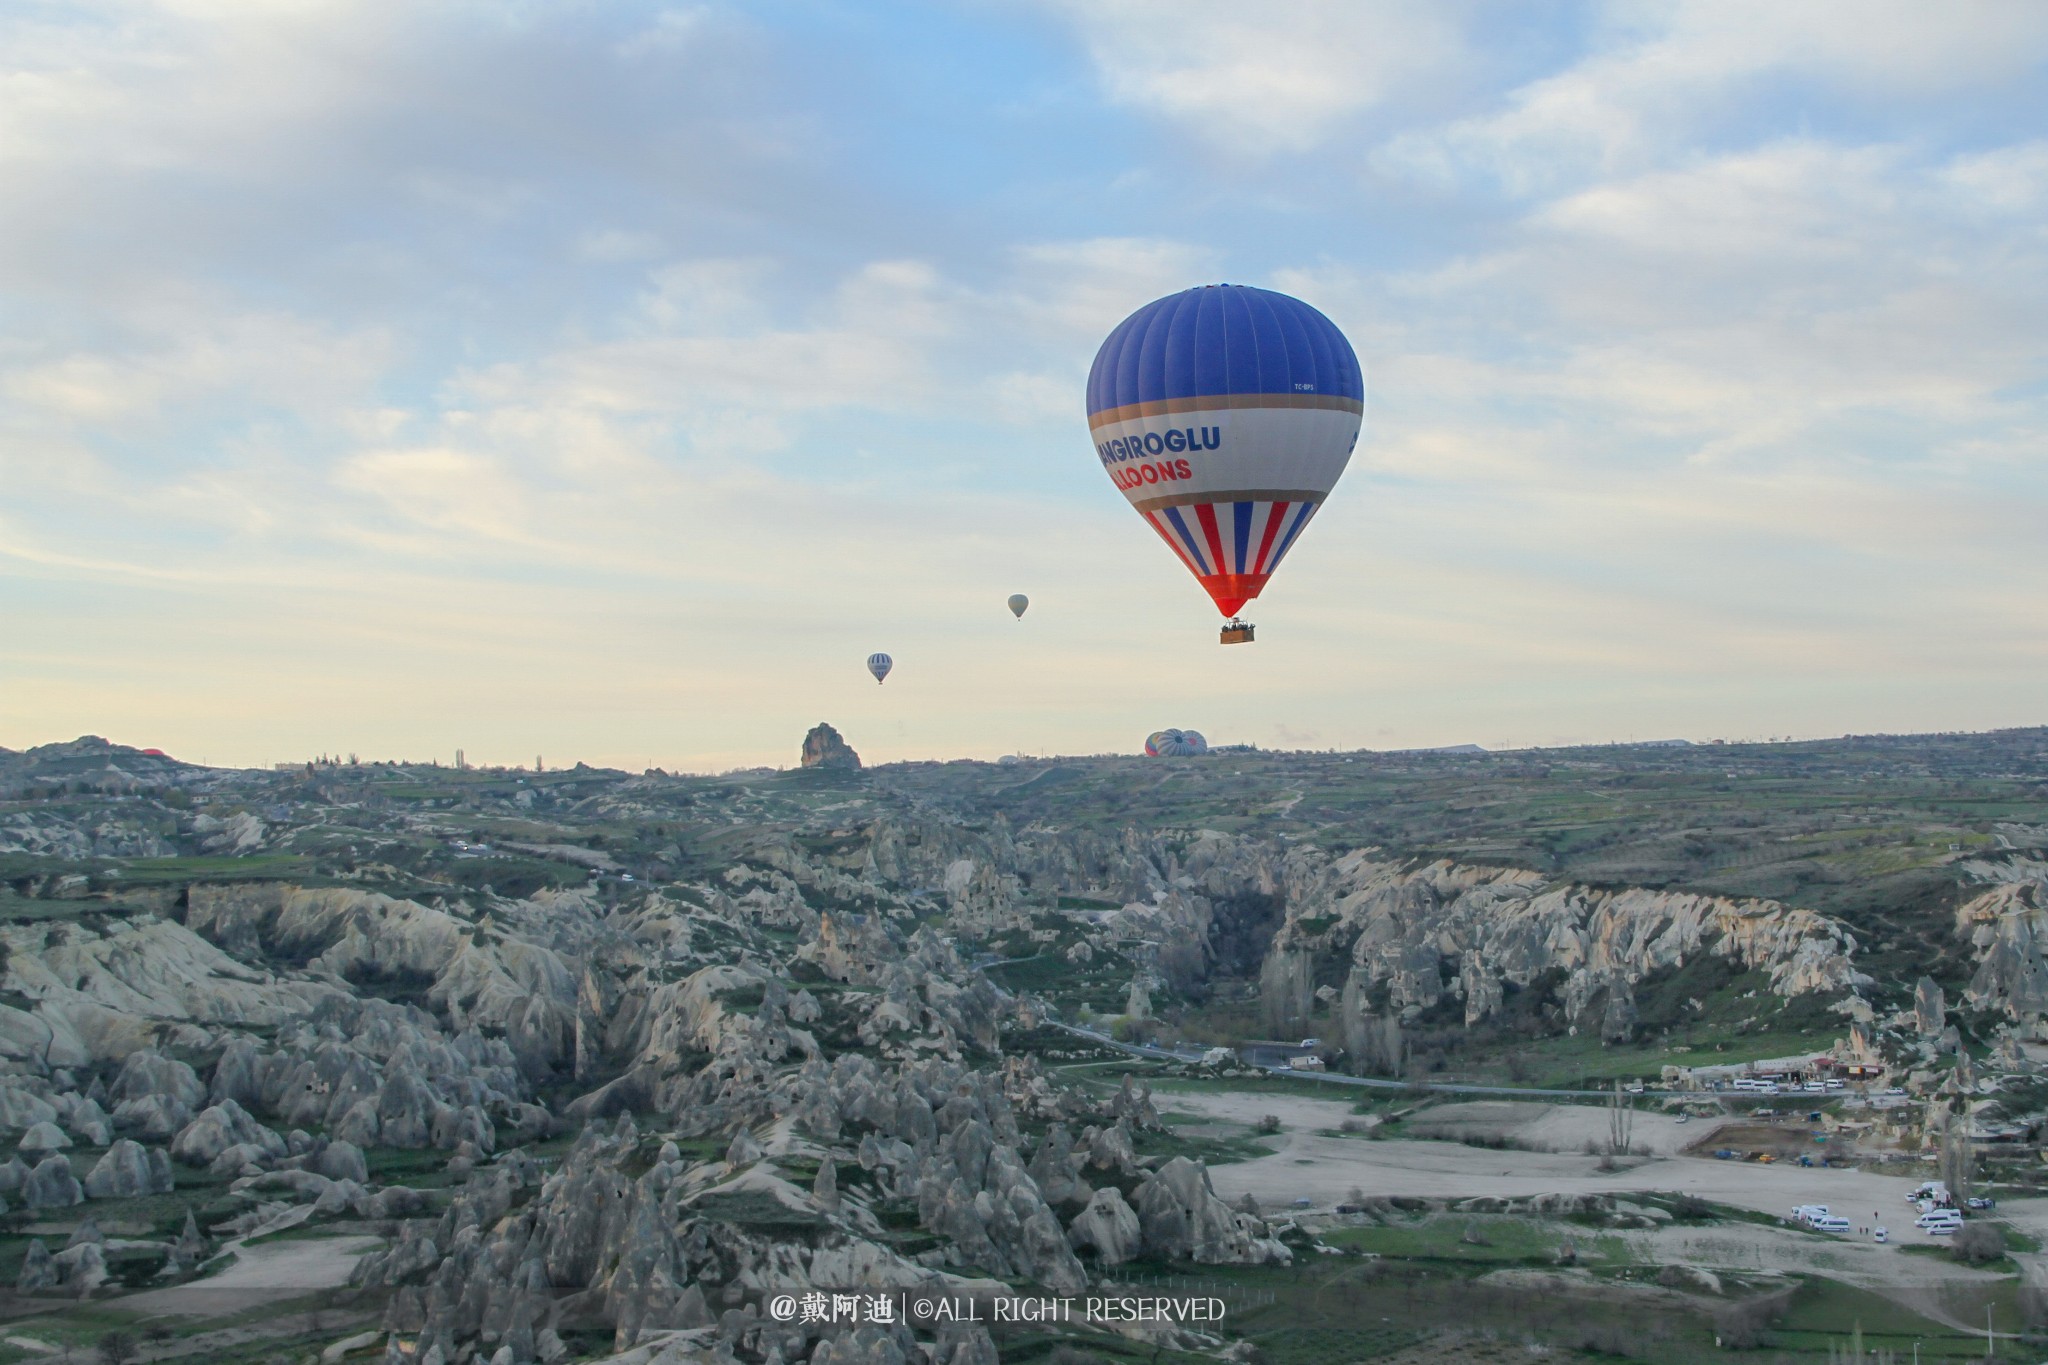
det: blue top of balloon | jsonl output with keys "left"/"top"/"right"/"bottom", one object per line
{"left": 1086, "top": 284, "right": 1363, "bottom": 420}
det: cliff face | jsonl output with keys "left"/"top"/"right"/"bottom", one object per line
{"left": 1956, "top": 861, "right": 2048, "bottom": 1020}
{"left": 834, "top": 812, "right": 1868, "bottom": 1048}
{"left": 1257, "top": 853, "right": 1865, "bottom": 1044}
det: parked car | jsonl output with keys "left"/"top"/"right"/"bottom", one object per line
{"left": 1967, "top": 1196, "right": 1996, "bottom": 1210}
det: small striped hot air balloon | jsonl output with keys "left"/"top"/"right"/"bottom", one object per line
{"left": 866, "top": 653, "right": 893, "bottom": 684}
{"left": 1143, "top": 729, "right": 1209, "bottom": 757}
{"left": 1086, "top": 284, "right": 1364, "bottom": 643}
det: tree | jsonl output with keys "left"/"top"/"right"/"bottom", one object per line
{"left": 1713, "top": 1287, "right": 1794, "bottom": 1349}
{"left": 1950, "top": 1221, "right": 2004, "bottom": 1265}
{"left": 1608, "top": 1079, "right": 1635, "bottom": 1157}
{"left": 1937, "top": 1101, "right": 1974, "bottom": 1204}
{"left": 95, "top": 1332, "right": 138, "bottom": 1365}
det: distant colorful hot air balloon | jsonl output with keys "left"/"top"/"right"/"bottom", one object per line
{"left": 1144, "top": 729, "right": 1209, "bottom": 757}
{"left": 867, "top": 653, "right": 893, "bottom": 685}
{"left": 1086, "top": 284, "right": 1364, "bottom": 641}
{"left": 1007, "top": 594, "right": 1029, "bottom": 620}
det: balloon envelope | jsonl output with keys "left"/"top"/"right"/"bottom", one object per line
{"left": 1143, "top": 728, "right": 1209, "bottom": 757}
{"left": 1007, "top": 594, "right": 1029, "bottom": 619}
{"left": 1087, "top": 284, "right": 1364, "bottom": 617}
{"left": 866, "top": 653, "right": 893, "bottom": 684}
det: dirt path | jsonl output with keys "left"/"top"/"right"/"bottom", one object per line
{"left": 129, "top": 1309, "right": 381, "bottom": 1364}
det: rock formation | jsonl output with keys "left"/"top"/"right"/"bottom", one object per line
{"left": 23, "top": 1155, "right": 82, "bottom": 1209}
{"left": 1066, "top": 1187, "right": 1141, "bottom": 1265}
{"left": 800, "top": 724, "right": 862, "bottom": 771}
{"left": 82, "top": 1140, "right": 174, "bottom": 1198}
{"left": 0, "top": 729, "right": 1965, "bottom": 1365}
{"left": 1253, "top": 854, "right": 1866, "bottom": 1044}
{"left": 1132, "top": 1158, "right": 1289, "bottom": 1265}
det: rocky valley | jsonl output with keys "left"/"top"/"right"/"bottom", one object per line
{"left": 2, "top": 730, "right": 2048, "bottom": 1364}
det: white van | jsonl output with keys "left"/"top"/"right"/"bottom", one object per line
{"left": 1791, "top": 1204, "right": 1831, "bottom": 1223}
{"left": 1916, "top": 1211, "right": 1962, "bottom": 1230}
{"left": 1811, "top": 1215, "right": 1851, "bottom": 1234}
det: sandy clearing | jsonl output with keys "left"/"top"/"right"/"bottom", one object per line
{"left": 1402, "top": 1101, "right": 1712, "bottom": 1157}
{"left": 1615, "top": 1222, "right": 2000, "bottom": 1288}
{"left": 122, "top": 1236, "right": 380, "bottom": 1318}
{"left": 1160, "top": 1090, "right": 1966, "bottom": 1247}
{"left": 1155, "top": 1089, "right": 1370, "bottom": 1132}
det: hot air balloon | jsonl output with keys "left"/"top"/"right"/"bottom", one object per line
{"left": 1086, "top": 284, "right": 1364, "bottom": 643}
{"left": 1143, "top": 729, "right": 1209, "bottom": 757}
{"left": 1007, "top": 594, "right": 1029, "bottom": 620}
{"left": 867, "top": 653, "right": 893, "bottom": 685}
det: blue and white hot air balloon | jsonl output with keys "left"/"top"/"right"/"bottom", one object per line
{"left": 1086, "top": 285, "right": 1364, "bottom": 641}
{"left": 866, "top": 653, "right": 893, "bottom": 685}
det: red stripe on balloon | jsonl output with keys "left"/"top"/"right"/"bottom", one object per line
{"left": 1252, "top": 500, "right": 1289, "bottom": 574}
{"left": 1193, "top": 503, "right": 1227, "bottom": 580}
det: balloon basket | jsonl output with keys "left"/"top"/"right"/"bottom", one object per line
{"left": 1219, "top": 620, "right": 1255, "bottom": 645}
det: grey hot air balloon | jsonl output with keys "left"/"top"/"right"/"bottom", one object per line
{"left": 1007, "top": 594, "right": 1029, "bottom": 620}
{"left": 866, "top": 653, "right": 893, "bottom": 685}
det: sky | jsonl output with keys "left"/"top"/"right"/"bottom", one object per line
{"left": 3, "top": 0, "right": 2047, "bottom": 771}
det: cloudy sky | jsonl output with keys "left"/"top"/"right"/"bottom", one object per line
{"left": 4, "top": 1, "right": 2047, "bottom": 770}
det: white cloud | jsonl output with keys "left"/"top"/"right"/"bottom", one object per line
{"left": 1004, "top": 237, "right": 1219, "bottom": 338}
{"left": 578, "top": 229, "right": 666, "bottom": 263}
{"left": 2, "top": 306, "right": 393, "bottom": 421}
{"left": 1039, "top": 0, "right": 1472, "bottom": 154}
{"left": 335, "top": 447, "right": 536, "bottom": 545}
{"left": 1942, "top": 141, "right": 2048, "bottom": 214}
{"left": 1378, "top": 1, "right": 2048, "bottom": 194}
